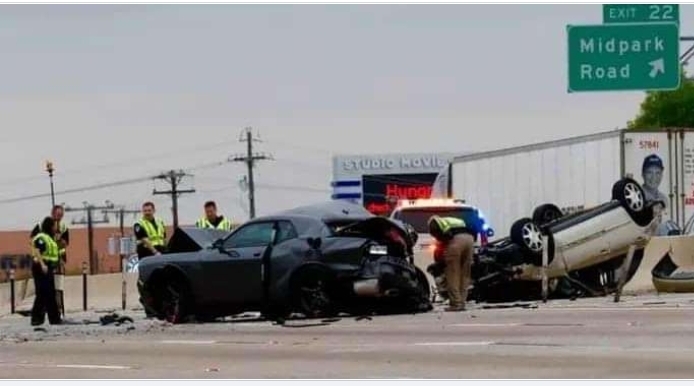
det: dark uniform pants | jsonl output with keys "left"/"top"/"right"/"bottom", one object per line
{"left": 443, "top": 233, "right": 475, "bottom": 308}
{"left": 55, "top": 256, "right": 66, "bottom": 316}
{"left": 31, "top": 261, "right": 61, "bottom": 325}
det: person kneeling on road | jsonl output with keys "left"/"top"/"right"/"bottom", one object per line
{"left": 428, "top": 215, "right": 476, "bottom": 312}
{"left": 30, "top": 216, "right": 62, "bottom": 326}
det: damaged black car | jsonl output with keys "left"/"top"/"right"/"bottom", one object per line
{"left": 137, "top": 201, "right": 432, "bottom": 323}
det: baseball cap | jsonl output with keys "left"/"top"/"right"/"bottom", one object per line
{"left": 642, "top": 154, "right": 664, "bottom": 172}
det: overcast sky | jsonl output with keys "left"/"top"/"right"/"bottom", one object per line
{"left": 0, "top": 4, "right": 690, "bottom": 231}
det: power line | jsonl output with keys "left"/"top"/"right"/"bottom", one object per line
{"left": 228, "top": 127, "right": 273, "bottom": 219}
{"left": 264, "top": 139, "right": 335, "bottom": 155}
{"left": 0, "top": 159, "right": 226, "bottom": 206}
{"left": 152, "top": 170, "right": 196, "bottom": 229}
{"left": 0, "top": 139, "right": 241, "bottom": 189}
{"left": 0, "top": 175, "right": 153, "bottom": 205}
{"left": 102, "top": 206, "right": 141, "bottom": 237}
{"left": 198, "top": 182, "right": 331, "bottom": 195}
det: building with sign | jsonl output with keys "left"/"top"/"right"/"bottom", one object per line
{"left": 331, "top": 152, "right": 458, "bottom": 216}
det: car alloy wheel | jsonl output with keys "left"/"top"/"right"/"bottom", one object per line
{"left": 623, "top": 182, "right": 645, "bottom": 212}
{"left": 521, "top": 222, "right": 543, "bottom": 252}
{"left": 299, "top": 277, "right": 333, "bottom": 318}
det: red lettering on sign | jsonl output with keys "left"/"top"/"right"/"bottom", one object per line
{"left": 384, "top": 184, "right": 432, "bottom": 200}
{"left": 639, "top": 140, "right": 660, "bottom": 150}
{"left": 367, "top": 183, "right": 434, "bottom": 216}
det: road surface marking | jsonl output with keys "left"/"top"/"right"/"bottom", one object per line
{"left": 448, "top": 323, "right": 520, "bottom": 327}
{"left": 55, "top": 364, "right": 131, "bottom": 370}
{"left": 540, "top": 306, "right": 689, "bottom": 311}
{"left": 412, "top": 341, "right": 494, "bottom": 347}
{"left": 160, "top": 340, "right": 217, "bottom": 345}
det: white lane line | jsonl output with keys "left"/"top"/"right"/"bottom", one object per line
{"left": 412, "top": 341, "right": 494, "bottom": 347}
{"left": 55, "top": 364, "right": 131, "bottom": 370}
{"left": 160, "top": 340, "right": 217, "bottom": 345}
{"left": 448, "top": 323, "right": 520, "bottom": 327}
{"left": 540, "top": 307, "right": 689, "bottom": 311}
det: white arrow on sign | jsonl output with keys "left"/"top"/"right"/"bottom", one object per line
{"left": 649, "top": 58, "right": 665, "bottom": 78}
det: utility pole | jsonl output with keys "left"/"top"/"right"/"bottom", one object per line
{"left": 229, "top": 127, "right": 273, "bottom": 219}
{"left": 65, "top": 201, "right": 114, "bottom": 275}
{"left": 102, "top": 206, "right": 141, "bottom": 237}
{"left": 152, "top": 170, "right": 195, "bottom": 229}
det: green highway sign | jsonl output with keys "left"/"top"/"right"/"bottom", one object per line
{"left": 567, "top": 22, "right": 680, "bottom": 92}
{"left": 603, "top": 4, "right": 679, "bottom": 24}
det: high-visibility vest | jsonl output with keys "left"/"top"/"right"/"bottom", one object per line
{"left": 33, "top": 221, "right": 68, "bottom": 257}
{"left": 32, "top": 233, "right": 60, "bottom": 263}
{"left": 195, "top": 216, "right": 232, "bottom": 231}
{"left": 137, "top": 217, "right": 166, "bottom": 247}
{"left": 429, "top": 216, "right": 468, "bottom": 236}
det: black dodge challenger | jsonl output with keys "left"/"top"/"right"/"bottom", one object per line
{"left": 137, "top": 201, "right": 432, "bottom": 323}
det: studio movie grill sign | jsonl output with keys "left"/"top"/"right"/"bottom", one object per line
{"left": 342, "top": 155, "right": 448, "bottom": 172}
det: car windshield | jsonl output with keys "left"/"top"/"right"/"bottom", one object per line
{"left": 392, "top": 207, "right": 481, "bottom": 234}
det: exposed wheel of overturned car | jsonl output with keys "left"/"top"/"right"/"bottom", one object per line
{"left": 612, "top": 178, "right": 652, "bottom": 226}
{"left": 532, "top": 204, "right": 564, "bottom": 227}
{"left": 290, "top": 264, "right": 338, "bottom": 319}
{"left": 510, "top": 217, "right": 544, "bottom": 259}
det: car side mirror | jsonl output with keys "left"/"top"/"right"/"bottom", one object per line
{"left": 212, "top": 238, "right": 228, "bottom": 251}
{"left": 307, "top": 237, "right": 322, "bottom": 250}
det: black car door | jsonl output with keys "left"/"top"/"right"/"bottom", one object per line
{"left": 215, "top": 221, "right": 276, "bottom": 306}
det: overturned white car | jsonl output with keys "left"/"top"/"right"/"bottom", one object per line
{"left": 428, "top": 178, "right": 661, "bottom": 302}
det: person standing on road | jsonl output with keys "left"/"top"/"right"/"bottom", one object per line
{"left": 30, "top": 216, "right": 62, "bottom": 326}
{"left": 195, "top": 201, "right": 232, "bottom": 231}
{"left": 428, "top": 215, "right": 476, "bottom": 312}
{"left": 134, "top": 202, "right": 167, "bottom": 259}
{"left": 30, "top": 205, "right": 69, "bottom": 317}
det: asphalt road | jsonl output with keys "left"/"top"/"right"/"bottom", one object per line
{"left": 2, "top": 294, "right": 694, "bottom": 378}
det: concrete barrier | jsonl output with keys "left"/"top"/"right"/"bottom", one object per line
{"left": 623, "top": 235, "right": 694, "bottom": 294}
{"left": 1, "top": 272, "right": 140, "bottom": 316}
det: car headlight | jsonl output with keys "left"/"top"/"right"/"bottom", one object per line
{"left": 368, "top": 245, "right": 388, "bottom": 256}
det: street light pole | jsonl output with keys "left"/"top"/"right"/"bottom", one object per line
{"left": 46, "top": 160, "right": 55, "bottom": 208}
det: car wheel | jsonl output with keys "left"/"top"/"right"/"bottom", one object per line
{"left": 160, "top": 278, "right": 192, "bottom": 324}
{"left": 532, "top": 204, "right": 564, "bottom": 227}
{"left": 510, "top": 218, "right": 544, "bottom": 258}
{"left": 290, "top": 265, "right": 337, "bottom": 319}
{"left": 612, "top": 178, "right": 652, "bottom": 226}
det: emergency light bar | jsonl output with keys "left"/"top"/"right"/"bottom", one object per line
{"left": 396, "top": 198, "right": 466, "bottom": 208}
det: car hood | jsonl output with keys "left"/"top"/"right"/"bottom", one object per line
{"left": 167, "top": 226, "right": 232, "bottom": 253}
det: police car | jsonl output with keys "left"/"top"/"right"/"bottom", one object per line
{"left": 389, "top": 198, "right": 493, "bottom": 290}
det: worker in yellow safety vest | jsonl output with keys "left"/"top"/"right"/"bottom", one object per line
{"left": 30, "top": 216, "right": 62, "bottom": 326}
{"left": 133, "top": 201, "right": 167, "bottom": 259}
{"left": 428, "top": 216, "right": 476, "bottom": 312}
{"left": 195, "top": 201, "right": 232, "bottom": 231}
{"left": 30, "top": 205, "right": 70, "bottom": 317}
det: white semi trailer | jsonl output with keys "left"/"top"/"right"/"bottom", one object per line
{"left": 432, "top": 129, "right": 693, "bottom": 240}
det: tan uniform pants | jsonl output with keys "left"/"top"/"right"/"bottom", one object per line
{"left": 443, "top": 233, "right": 475, "bottom": 308}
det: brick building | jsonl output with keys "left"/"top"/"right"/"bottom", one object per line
{"left": 0, "top": 225, "right": 174, "bottom": 282}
